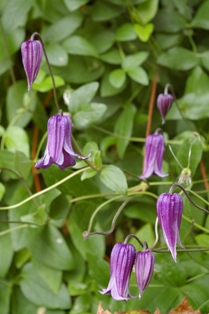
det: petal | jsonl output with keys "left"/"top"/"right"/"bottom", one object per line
{"left": 139, "top": 135, "right": 157, "bottom": 179}
{"left": 35, "top": 149, "right": 53, "bottom": 169}
{"left": 154, "top": 134, "right": 168, "bottom": 177}
{"left": 47, "top": 115, "right": 65, "bottom": 163}
{"left": 21, "top": 40, "right": 42, "bottom": 91}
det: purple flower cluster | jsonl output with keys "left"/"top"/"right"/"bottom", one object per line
{"left": 100, "top": 242, "right": 155, "bottom": 300}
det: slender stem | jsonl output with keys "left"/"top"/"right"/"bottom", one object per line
{"left": 31, "top": 32, "right": 60, "bottom": 111}
{"left": 0, "top": 167, "right": 40, "bottom": 208}
{"left": 183, "top": 214, "right": 209, "bottom": 233}
{"left": 169, "top": 183, "right": 209, "bottom": 214}
{"left": 83, "top": 197, "right": 132, "bottom": 238}
{"left": 124, "top": 233, "right": 144, "bottom": 248}
{"left": 150, "top": 217, "right": 159, "bottom": 250}
{"left": 0, "top": 224, "right": 29, "bottom": 237}
{"left": 0, "top": 167, "right": 90, "bottom": 210}
{"left": 145, "top": 69, "right": 158, "bottom": 138}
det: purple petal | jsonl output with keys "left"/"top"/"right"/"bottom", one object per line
{"left": 157, "top": 94, "right": 174, "bottom": 124}
{"left": 21, "top": 40, "right": 42, "bottom": 91}
{"left": 135, "top": 250, "right": 155, "bottom": 298}
{"left": 153, "top": 134, "right": 168, "bottom": 177}
{"left": 47, "top": 115, "right": 65, "bottom": 165}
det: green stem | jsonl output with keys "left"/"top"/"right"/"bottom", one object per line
{"left": 182, "top": 214, "right": 209, "bottom": 234}
{"left": 31, "top": 32, "right": 60, "bottom": 111}
{"left": 0, "top": 224, "right": 29, "bottom": 237}
{"left": 0, "top": 167, "right": 90, "bottom": 210}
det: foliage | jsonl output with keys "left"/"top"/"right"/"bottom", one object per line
{"left": 0, "top": 0, "right": 209, "bottom": 313}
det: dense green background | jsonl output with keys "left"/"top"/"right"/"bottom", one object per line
{"left": 0, "top": 0, "right": 209, "bottom": 313}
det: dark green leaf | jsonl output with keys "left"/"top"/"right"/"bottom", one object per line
{"left": 115, "top": 23, "right": 137, "bottom": 41}
{"left": 0, "top": 283, "right": 12, "bottom": 314}
{"left": 100, "top": 48, "right": 122, "bottom": 65}
{"left": 153, "top": 9, "right": 186, "bottom": 33}
{"left": 127, "top": 67, "right": 149, "bottom": 85}
{"left": 64, "top": 0, "right": 89, "bottom": 11}
{"left": 158, "top": 47, "right": 199, "bottom": 70}
{"left": 192, "top": 0, "right": 209, "bottom": 29}
{"left": 122, "top": 52, "right": 149, "bottom": 69}
{"left": 91, "top": 1, "right": 124, "bottom": 21}
{"left": 45, "top": 44, "right": 68, "bottom": 66}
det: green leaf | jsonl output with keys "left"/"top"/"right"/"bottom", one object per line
{"left": 87, "top": 253, "right": 110, "bottom": 287}
{"left": 127, "top": 67, "right": 149, "bottom": 85}
{"left": 81, "top": 168, "right": 97, "bottom": 181}
{"left": 91, "top": 1, "right": 124, "bottom": 21}
{"left": 158, "top": 47, "right": 199, "bottom": 70}
{"left": 2, "top": 0, "right": 34, "bottom": 30}
{"left": 135, "top": 0, "right": 159, "bottom": 24}
{"left": 20, "top": 263, "right": 71, "bottom": 309}
{"left": 11, "top": 287, "right": 38, "bottom": 314}
{"left": 109, "top": 69, "right": 126, "bottom": 88}
{"left": 100, "top": 165, "right": 128, "bottom": 194}
{"left": 192, "top": 0, "right": 209, "bottom": 29}
{"left": 0, "top": 212, "right": 13, "bottom": 277}
{"left": 0, "top": 183, "right": 5, "bottom": 201}
{"left": 134, "top": 23, "right": 154, "bottom": 42}
{"left": 67, "top": 82, "right": 99, "bottom": 113}
{"left": 6, "top": 81, "right": 37, "bottom": 128}
{"left": 100, "top": 48, "right": 122, "bottom": 65}
{"left": 30, "top": 224, "right": 74, "bottom": 271}
{"left": 101, "top": 71, "right": 127, "bottom": 97}
{"left": 73, "top": 102, "right": 107, "bottom": 128}
{"left": 195, "top": 234, "right": 209, "bottom": 252}
{"left": 153, "top": 9, "right": 186, "bottom": 33}
{"left": 45, "top": 44, "right": 68, "bottom": 66}
{"left": 64, "top": 0, "right": 89, "bottom": 11}
{"left": 115, "top": 23, "right": 137, "bottom": 41}
{"left": 91, "top": 30, "right": 115, "bottom": 54}
{"left": 5, "top": 126, "right": 30, "bottom": 157}
{"left": 200, "top": 51, "right": 209, "bottom": 71}
{"left": 42, "top": 13, "right": 83, "bottom": 43}
{"left": 14, "top": 151, "right": 33, "bottom": 180}
{"left": 122, "top": 51, "right": 149, "bottom": 69}
{"left": 62, "top": 35, "right": 98, "bottom": 57}
{"left": 32, "top": 75, "right": 65, "bottom": 92}
{"left": 68, "top": 201, "right": 105, "bottom": 259}
{"left": 21, "top": 205, "right": 47, "bottom": 226}
{"left": 114, "top": 104, "right": 137, "bottom": 158}
{"left": 0, "top": 282, "right": 12, "bottom": 314}
{"left": 0, "top": 28, "right": 25, "bottom": 61}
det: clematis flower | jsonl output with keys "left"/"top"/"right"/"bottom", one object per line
{"left": 100, "top": 242, "right": 136, "bottom": 301}
{"left": 139, "top": 131, "right": 167, "bottom": 179}
{"left": 35, "top": 111, "right": 90, "bottom": 170}
{"left": 157, "top": 93, "right": 173, "bottom": 124}
{"left": 156, "top": 193, "right": 183, "bottom": 262}
{"left": 21, "top": 37, "right": 42, "bottom": 91}
{"left": 135, "top": 250, "right": 155, "bottom": 298}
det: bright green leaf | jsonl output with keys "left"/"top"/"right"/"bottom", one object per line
{"left": 5, "top": 126, "right": 30, "bottom": 157}
{"left": 100, "top": 48, "right": 122, "bottom": 65}
{"left": 109, "top": 68, "right": 126, "bottom": 88}
{"left": 32, "top": 75, "right": 65, "bottom": 92}
{"left": 100, "top": 165, "right": 128, "bottom": 194}
{"left": 62, "top": 35, "right": 98, "bottom": 57}
{"left": 127, "top": 67, "right": 149, "bottom": 85}
{"left": 45, "top": 44, "right": 68, "bottom": 66}
{"left": 115, "top": 23, "right": 137, "bottom": 41}
{"left": 134, "top": 23, "right": 154, "bottom": 42}
{"left": 192, "top": 0, "right": 209, "bottom": 29}
{"left": 122, "top": 51, "right": 149, "bottom": 69}
{"left": 135, "top": 0, "right": 159, "bottom": 24}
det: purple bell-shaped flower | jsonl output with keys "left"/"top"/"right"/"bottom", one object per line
{"left": 135, "top": 249, "right": 155, "bottom": 298}
{"left": 157, "top": 93, "right": 173, "bottom": 124}
{"left": 139, "top": 130, "right": 168, "bottom": 179}
{"left": 21, "top": 37, "right": 42, "bottom": 91}
{"left": 100, "top": 242, "right": 136, "bottom": 301}
{"left": 35, "top": 111, "right": 90, "bottom": 170}
{"left": 156, "top": 193, "right": 183, "bottom": 262}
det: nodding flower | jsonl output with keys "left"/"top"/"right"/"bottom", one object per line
{"left": 157, "top": 93, "right": 173, "bottom": 124}
{"left": 100, "top": 242, "right": 136, "bottom": 301}
{"left": 156, "top": 192, "right": 184, "bottom": 262}
{"left": 139, "top": 130, "right": 168, "bottom": 179}
{"left": 35, "top": 111, "right": 90, "bottom": 170}
{"left": 21, "top": 38, "right": 42, "bottom": 91}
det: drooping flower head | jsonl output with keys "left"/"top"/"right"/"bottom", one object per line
{"left": 21, "top": 35, "right": 42, "bottom": 91}
{"left": 135, "top": 249, "right": 155, "bottom": 298}
{"left": 139, "top": 130, "right": 167, "bottom": 179}
{"left": 156, "top": 193, "right": 183, "bottom": 262}
{"left": 157, "top": 93, "right": 173, "bottom": 124}
{"left": 35, "top": 111, "right": 90, "bottom": 170}
{"left": 100, "top": 242, "right": 136, "bottom": 301}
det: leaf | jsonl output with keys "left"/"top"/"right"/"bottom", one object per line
{"left": 127, "top": 67, "right": 149, "bottom": 85}
{"left": 32, "top": 75, "right": 65, "bottom": 92}
{"left": 100, "top": 165, "right": 128, "bottom": 194}
{"left": 192, "top": 0, "right": 209, "bottom": 30}
{"left": 73, "top": 102, "right": 107, "bottom": 128}
{"left": 100, "top": 48, "right": 122, "bottom": 65}
{"left": 0, "top": 282, "right": 12, "bottom": 314}
{"left": 5, "top": 126, "right": 30, "bottom": 157}
{"left": 67, "top": 82, "right": 99, "bottom": 113}
{"left": 168, "top": 294, "right": 201, "bottom": 314}
{"left": 14, "top": 151, "right": 33, "bottom": 180}
{"left": 0, "top": 28, "right": 25, "bottom": 61}
{"left": 20, "top": 263, "right": 71, "bottom": 309}
{"left": 114, "top": 103, "right": 137, "bottom": 158}
{"left": 91, "top": 30, "right": 115, "bottom": 54}
{"left": 20, "top": 205, "right": 47, "bottom": 226}
{"left": 2, "top": 0, "right": 34, "bottom": 30}
{"left": 134, "top": 23, "right": 154, "bottom": 42}
{"left": 44, "top": 44, "right": 68, "bottom": 66}
{"left": 64, "top": 0, "right": 89, "bottom": 11}
{"left": 87, "top": 253, "right": 110, "bottom": 287}
{"left": 91, "top": 1, "right": 124, "bottom": 22}
{"left": 30, "top": 224, "right": 74, "bottom": 271}
{"left": 42, "top": 13, "right": 83, "bottom": 42}
{"left": 122, "top": 52, "right": 149, "bottom": 69}
{"left": 135, "top": 0, "right": 159, "bottom": 24}
{"left": 0, "top": 212, "right": 13, "bottom": 277}
{"left": 97, "top": 303, "right": 112, "bottom": 314}
{"left": 158, "top": 47, "right": 199, "bottom": 71}
{"left": 62, "top": 35, "right": 98, "bottom": 57}
{"left": 153, "top": 10, "right": 186, "bottom": 33}
{"left": 115, "top": 23, "right": 137, "bottom": 41}
{"left": 101, "top": 71, "right": 127, "bottom": 97}
{"left": 109, "top": 69, "right": 126, "bottom": 88}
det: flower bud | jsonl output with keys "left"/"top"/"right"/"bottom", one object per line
{"left": 157, "top": 93, "right": 173, "bottom": 124}
{"left": 21, "top": 39, "right": 42, "bottom": 91}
